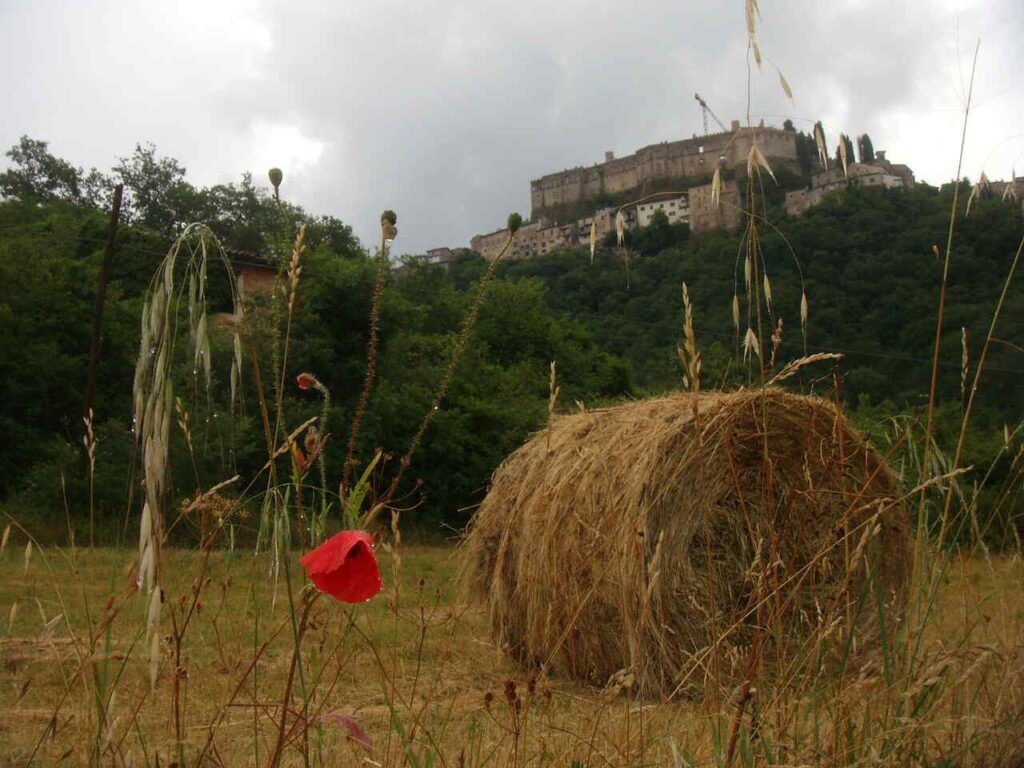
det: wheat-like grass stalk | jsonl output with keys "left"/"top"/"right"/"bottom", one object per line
{"left": 82, "top": 409, "right": 96, "bottom": 547}
{"left": 678, "top": 282, "right": 701, "bottom": 392}
{"left": 370, "top": 215, "right": 521, "bottom": 527}
{"left": 342, "top": 212, "right": 394, "bottom": 495}
{"left": 960, "top": 327, "right": 969, "bottom": 406}
{"left": 766, "top": 352, "right": 843, "bottom": 386}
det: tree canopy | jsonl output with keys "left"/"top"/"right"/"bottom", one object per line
{"left": 1, "top": 137, "right": 1021, "bottom": 541}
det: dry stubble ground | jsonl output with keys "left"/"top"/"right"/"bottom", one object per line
{"left": 0, "top": 544, "right": 1021, "bottom": 766}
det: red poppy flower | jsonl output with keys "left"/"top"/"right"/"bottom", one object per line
{"left": 299, "top": 531, "right": 382, "bottom": 604}
{"left": 296, "top": 372, "right": 321, "bottom": 391}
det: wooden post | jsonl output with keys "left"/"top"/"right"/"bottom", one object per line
{"left": 84, "top": 183, "right": 124, "bottom": 420}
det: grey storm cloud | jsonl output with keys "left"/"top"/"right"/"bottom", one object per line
{"left": 1, "top": 0, "right": 1021, "bottom": 254}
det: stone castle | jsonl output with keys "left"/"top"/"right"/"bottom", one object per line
{"left": 529, "top": 120, "right": 795, "bottom": 218}
{"left": 469, "top": 121, "right": 796, "bottom": 262}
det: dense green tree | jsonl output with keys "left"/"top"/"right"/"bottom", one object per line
{"left": 1, "top": 136, "right": 1021, "bottom": 540}
{"left": 0, "top": 136, "right": 110, "bottom": 207}
{"left": 858, "top": 133, "right": 876, "bottom": 164}
{"left": 794, "top": 129, "right": 818, "bottom": 178}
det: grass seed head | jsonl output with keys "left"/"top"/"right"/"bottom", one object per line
{"left": 743, "top": 327, "right": 761, "bottom": 362}
{"left": 747, "top": 144, "right": 776, "bottom": 182}
{"left": 814, "top": 123, "right": 829, "bottom": 169}
{"left": 778, "top": 70, "right": 793, "bottom": 100}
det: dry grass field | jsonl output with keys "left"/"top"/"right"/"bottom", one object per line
{"left": 1, "top": 543, "right": 1021, "bottom": 766}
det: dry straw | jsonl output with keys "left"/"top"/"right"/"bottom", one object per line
{"left": 463, "top": 389, "right": 910, "bottom": 697}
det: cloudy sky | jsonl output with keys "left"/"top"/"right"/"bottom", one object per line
{"left": 1, "top": 0, "right": 1021, "bottom": 254}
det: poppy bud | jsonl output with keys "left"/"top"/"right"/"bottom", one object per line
{"left": 297, "top": 372, "right": 321, "bottom": 391}
{"left": 507, "top": 212, "right": 522, "bottom": 234}
{"left": 380, "top": 210, "right": 397, "bottom": 226}
{"left": 269, "top": 168, "right": 283, "bottom": 199}
{"left": 304, "top": 426, "right": 319, "bottom": 455}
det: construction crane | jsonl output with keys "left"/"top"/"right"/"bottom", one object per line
{"left": 694, "top": 93, "right": 727, "bottom": 135}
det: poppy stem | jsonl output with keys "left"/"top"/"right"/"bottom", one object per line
{"left": 267, "top": 562, "right": 315, "bottom": 768}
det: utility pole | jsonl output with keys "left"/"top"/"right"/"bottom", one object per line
{"left": 84, "top": 183, "right": 124, "bottom": 420}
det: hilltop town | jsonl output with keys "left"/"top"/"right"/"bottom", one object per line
{"left": 425, "top": 120, "right": 918, "bottom": 266}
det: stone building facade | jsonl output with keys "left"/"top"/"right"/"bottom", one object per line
{"left": 785, "top": 154, "right": 914, "bottom": 215}
{"left": 467, "top": 121, "right": 808, "bottom": 261}
{"left": 637, "top": 195, "right": 689, "bottom": 227}
{"left": 469, "top": 180, "right": 741, "bottom": 262}
{"left": 530, "top": 121, "right": 797, "bottom": 219}
{"left": 689, "top": 179, "right": 741, "bottom": 234}
{"left": 425, "top": 247, "right": 457, "bottom": 269}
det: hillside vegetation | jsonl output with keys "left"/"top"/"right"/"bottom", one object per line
{"left": 0, "top": 136, "right": 1021, "bottom": 540}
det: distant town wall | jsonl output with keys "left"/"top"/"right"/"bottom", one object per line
{"left": 530, "top": 124, "right": 797, "bottom": 219}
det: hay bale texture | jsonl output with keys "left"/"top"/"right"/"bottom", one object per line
{"left": 463, "top": 389, "right": 910, "bottom": 696}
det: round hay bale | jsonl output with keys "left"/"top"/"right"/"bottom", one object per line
{"left": 463, "top": 389, "right": 911, "bottom": 697}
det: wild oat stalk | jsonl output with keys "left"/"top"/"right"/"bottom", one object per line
{"left": 547, "top": 360, "right": 559, "bottom": 450}
{"left": 130, "top": 224, "right": 240, "bottom": 690}
{"left": 912, "top": 40, "right": 980, "bottom": 584}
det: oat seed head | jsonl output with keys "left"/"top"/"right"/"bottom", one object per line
{"left": 747, "top": 144, "right": 776, "bottom": 182}
{"left": 814, "top": 123, "right": 829, "bottom": 170}
{"left": 778, "top": 70, "right": 793, "bottom": 100}
{"left": 743, "top": 327, "right": 761, "bottom": 362}
{"left": 966, "top": 182, "right": 980, "bottom": 216}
